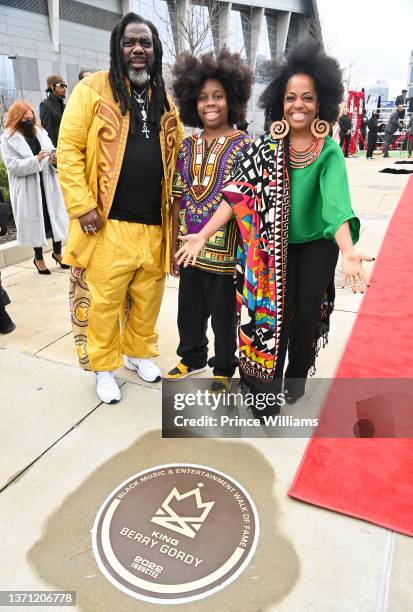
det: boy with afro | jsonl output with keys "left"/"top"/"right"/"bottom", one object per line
{"left": 166, "top": 49, "right": 252, "bottom": 390}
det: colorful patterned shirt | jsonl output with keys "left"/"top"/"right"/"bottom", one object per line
{"left": 172, "top": 130, "right": 251, "bottom": 274}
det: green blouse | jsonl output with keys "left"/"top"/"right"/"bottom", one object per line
{"left": 288, "top": 136, "right": 360, "bottom": 244}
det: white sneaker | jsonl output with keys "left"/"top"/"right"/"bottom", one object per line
{"left": 95, "top": 371, "right": 121, "bottom": 404}
{"left": 124, "top": 356, "right": 162, "bottom": 382}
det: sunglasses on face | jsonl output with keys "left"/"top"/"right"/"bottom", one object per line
{"left": 55, "top": 82, "right": 67, "bottom": 88}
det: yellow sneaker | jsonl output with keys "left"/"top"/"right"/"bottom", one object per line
{"left": 211, "top": 376, "right": 232, "bottom": 392}
{"left": 166, "top": 361, "right": 207, "bottom": 380}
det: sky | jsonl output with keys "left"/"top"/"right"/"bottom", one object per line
{"left": 316, "top": 0, "right": 413, "bottom": 98}
{"left": 133, "top": 0, "right": 412, "bottom": 99}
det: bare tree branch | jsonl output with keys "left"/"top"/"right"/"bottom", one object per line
{"left": 154, "top": 0, "right": 220, "bottom": 59}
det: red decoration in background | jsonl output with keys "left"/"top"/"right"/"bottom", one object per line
{"left": 343, "top": 90, "right": 365, "bottom": 156}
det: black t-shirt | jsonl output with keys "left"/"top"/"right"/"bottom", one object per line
{"left": 25, "top": 135, "right": 41, "bottom": 156}
{"left": 109, "top": 120, "right": 163, "bottom": 225}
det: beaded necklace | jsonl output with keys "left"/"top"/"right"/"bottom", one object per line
{"left": 289, "top": 137, "right": 324, "bottom": 168}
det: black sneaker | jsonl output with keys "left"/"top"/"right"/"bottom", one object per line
{"left": 166, "top": 361, "right": 207, "bottom": 380}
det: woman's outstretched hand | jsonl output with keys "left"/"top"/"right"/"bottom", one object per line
{"left": 175, "top": 234, "right": 206, "bottom": 267}
{"left": 341, "top": 250, "right": 374, "bottom": 293}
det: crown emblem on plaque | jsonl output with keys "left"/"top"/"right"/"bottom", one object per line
{"left": 151, "top": 483, "right": 215, "bottom": 538}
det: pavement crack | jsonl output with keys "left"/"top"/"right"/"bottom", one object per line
{"left": 115, "top": 377, "right": 162, "bottom": 392}
{"left": 34, "top": 331, "right": 72, "bottom": 356}
{"left": 69, "top": 547, "right": 92, "bottom": 560}
{"left": 377, "top": 194, "right": 386, "bottom": 209}
{"left": 0, "top": 402, "right": 103, "bottom": 495}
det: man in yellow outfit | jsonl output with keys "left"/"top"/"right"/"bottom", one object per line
{"left": 57, "top": 12, "right": 183, "bottom": 404}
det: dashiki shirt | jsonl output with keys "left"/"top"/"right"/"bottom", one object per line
{"left": 172, "top": 130, "right": 251, "bottom": 275}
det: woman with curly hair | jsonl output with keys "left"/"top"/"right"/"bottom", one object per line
{"left": 176, "top": 39, "right": 373, "bottom": 409}
{"left": 166, "top": 49, "right": 252, "bottom": 391}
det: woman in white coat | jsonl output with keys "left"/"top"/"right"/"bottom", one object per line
{"left": 1, "top": 100, "right": 68, "bottom": 274}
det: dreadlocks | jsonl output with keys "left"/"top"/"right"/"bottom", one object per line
{"left": 109, "top": 12, "right": 170, "bottom": 134}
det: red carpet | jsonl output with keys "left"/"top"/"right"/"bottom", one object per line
{"left": 289, "top": 175, "right": 413, "bottom": 536}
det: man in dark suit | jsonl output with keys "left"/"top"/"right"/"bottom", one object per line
{"left": 383, "top": 105, "right": 404, "bottom": 157}
{"left": 395, "top": 89, "right": 408, "bottom": 106}
{"left": 394, "top": 89, "right": 412, "bottom": 119}
{"left": 39, "top": 75, "right": 67, "bottom": 146}
{"left": 339, "top": 108, "right": 352, "bottom": 157}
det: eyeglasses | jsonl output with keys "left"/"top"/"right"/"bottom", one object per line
{"left": 55, "top": 82, "right": 67, "bottom": 88}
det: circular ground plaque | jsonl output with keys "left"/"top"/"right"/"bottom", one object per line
{"left": 92, "top": 463, "right": 259, "bottom": 604}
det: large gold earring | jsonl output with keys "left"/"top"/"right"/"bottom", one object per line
{"left": 311, "top": 117, "right": 330, "bottom": 138}
{"left": 270, "top": 118, "right": 289, "bottom": 139}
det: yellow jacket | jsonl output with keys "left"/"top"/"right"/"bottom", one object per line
{"left": 57, "top": 70, "right": 184, "bottom": 270}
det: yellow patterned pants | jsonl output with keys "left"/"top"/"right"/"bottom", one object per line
{"left": 69, "top": 221, "right": 165, "bottom": 371}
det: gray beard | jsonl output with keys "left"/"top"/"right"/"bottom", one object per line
{"left": 127, "top": 66, "right": 150, "bottom": 86}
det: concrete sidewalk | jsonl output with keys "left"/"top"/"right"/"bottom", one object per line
{"left": 0, "top": 156, "right": 412, "bottom": 611}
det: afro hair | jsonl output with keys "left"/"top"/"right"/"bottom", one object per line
{"left": 172, "top": 48, "right": 253, "bottom": 128}
{"left": 260, "top": 39, "right": 344, "bottom": 127}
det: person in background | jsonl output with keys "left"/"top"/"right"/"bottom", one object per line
{"left": 395, "top": 89, "right": 408, "bottom": 106}
{"left": 79, "top": 69, "right": 93, "bottom": 80}
{"left": 0, "top": 191, "right": 15, "bottom": 334}
{"left": 383, "top": 104, "right": 404, "bottom": 158}
{"left": 359, "top": 109, "right": 367, "bottom": 151}
{"left": 39, "top": 75, "right": 67, "bottom": 147}
{"left": 407, "top": 113, "right": 413, "bottom": 159}
{"left": 366, "top": 110, "right": 383, "bottom": 160}
{"left": 166, "top": 49, "right": 252, "bottom": 391}
{"left": 339, "top": 108, "right": 351, "bottom": 157}
{"left": 1, "top": 101, "right": 68, "bottom": 274}
{"left": 394, "top": 89, "right": 412, "bottom": 119}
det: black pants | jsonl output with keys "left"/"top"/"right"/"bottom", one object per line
{"left": 280, "top": 239, "right": 339, "bottom": 380}
{"left": 177, "top": 266, "right": 238, "bottom": 376}
{"left": 339, "top": 132, "right": 351, "bottom": 157}
{"left": 383, "top": 131, "right": 394, "bottom": 156}
{"left": 359, "top": 129, "right": 366, "bottom": 151}
{"left": 34, "top": 174, "right": 61, "bottom": 259}
{"left": 366, "top": 131, "right": 377, "bottom": 158}
{"left": 241, "top": 239, "right": 339, "bottom": 397}
{"left": 34, "top": 241, "right": 61, "bottom": 260}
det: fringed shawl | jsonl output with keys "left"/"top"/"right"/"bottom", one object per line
{"left": 222, "top": 134, "right": 334, "bottom": 381}
{"left": 222, "top": 134, "right": 290, "bottom": 381}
